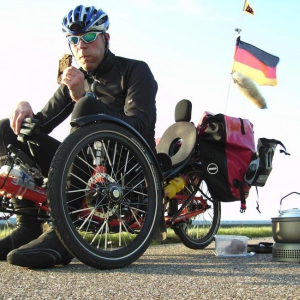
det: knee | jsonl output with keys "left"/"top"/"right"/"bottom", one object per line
{"left": 71, "top": 96, "right": 98, "bottom": 120}
{"left": 0, "top": 118, "right": 15, "bottom": 165}
{"left": 0, "top": 118, "right": 11, "bottom": 132}
{"left": 0, "top": 118, "right": 14, "bottom": 141}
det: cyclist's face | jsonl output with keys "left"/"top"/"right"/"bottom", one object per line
{"left": 70, "top": 33, "right": 109, "bottom": 72}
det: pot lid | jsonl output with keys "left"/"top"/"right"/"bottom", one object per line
{"left": 278, "top": 192, "right": 300, "bottom": 217}
{"left": 279, "top": 208, "right": 300, "bottom": 217}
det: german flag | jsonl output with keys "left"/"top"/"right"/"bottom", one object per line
{"left": 232, "top": 37, "right": 279, "bottom": 86}
{"left": 243, "top": 0, "right": 254, "bottom": 15}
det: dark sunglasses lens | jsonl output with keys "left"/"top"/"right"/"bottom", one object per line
{"left": 82, "top": 32, "right": 97, "bottom": 43}
{"left": 68, "top": 36, "right": 79, "bottom": 45}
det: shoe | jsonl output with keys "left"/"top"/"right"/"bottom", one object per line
{"left": 0, "top": 198, "right": 46, "bottom": 260}
{"left": 7, "top": 228, "right": 73, "bottom": 268}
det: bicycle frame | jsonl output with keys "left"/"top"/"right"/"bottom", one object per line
{"left": 0, "top": 148, "right": 210, "bottom": 226}
{"left": 0, "top": 154, "right": 211, "bottom": 230}
{"left": 0, "top": 147, "right": 49, "bottom": 218}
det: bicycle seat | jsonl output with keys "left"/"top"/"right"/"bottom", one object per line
{"left": 156, "top": 99, "right": 197, "bottom": 168}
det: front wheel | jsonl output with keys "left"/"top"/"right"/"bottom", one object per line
{"left": 171, "top": 166, "right": 221, "bottom": 249}
{"left": 47, "top": 122, "right": 162, "bottom": 269}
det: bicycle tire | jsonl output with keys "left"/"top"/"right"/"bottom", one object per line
{"left": 48, "top": 122, "right": 162, "bottom": 269}
{"left": 171, "top": 166, "right": 221, "bottom": 249}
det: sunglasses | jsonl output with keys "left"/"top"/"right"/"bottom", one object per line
{"left": 67, "top": 32, "right": 103, "bottom": 45}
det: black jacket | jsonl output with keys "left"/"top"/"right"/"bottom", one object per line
{"left": 35, "top": 50, "right": 158, "bottom": 150}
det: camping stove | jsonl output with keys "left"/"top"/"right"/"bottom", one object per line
{"left": 272, "top": 243, "right": 300, "bottom": 262}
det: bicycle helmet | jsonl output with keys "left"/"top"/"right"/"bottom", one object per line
{"left": 62, "top": 5, "right": 109, "bottom": 34}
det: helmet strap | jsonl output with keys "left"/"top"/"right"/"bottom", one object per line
{"left": 103, "top": 33, "right": 110, "bottom": 56}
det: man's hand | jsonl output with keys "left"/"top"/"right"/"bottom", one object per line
{"left": 61, "top": 66, "right": 86, "bottom": 102}
{"left": 10, "top": 101, "right": 34, "bottom": 135}
{"left": 18, "top": 118, "right": 41, "bottom": 140}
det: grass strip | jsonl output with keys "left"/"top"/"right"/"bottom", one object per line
{"left": 155, "top": 226, "right": 272, "bottom": 245}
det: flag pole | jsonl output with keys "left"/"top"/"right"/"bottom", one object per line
{"left": 224, "top": 0, "right": 246, "bottom": 113}
{"left": 236, "top": 0, "right": 247, "bottom": 37}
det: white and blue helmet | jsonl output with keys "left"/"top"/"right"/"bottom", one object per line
{"left": 62, "top": 5, "right": 109, "bottom": 34}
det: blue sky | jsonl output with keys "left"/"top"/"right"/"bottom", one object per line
{"left": 0, "top": 0, "right": 299, "bottom": 221}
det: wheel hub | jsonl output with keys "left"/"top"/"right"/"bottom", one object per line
{"left": 107, "top": 183, "right": 123, "bottom": 202}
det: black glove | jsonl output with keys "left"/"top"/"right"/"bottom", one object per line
{"left": 17, "top": 118, "right": 41, "bottom": 156}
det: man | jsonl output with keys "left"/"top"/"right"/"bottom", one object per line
{"left": 0, "top": 5, "right": 160, "bottom": 268}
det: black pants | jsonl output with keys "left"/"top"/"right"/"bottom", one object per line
{"left": 0, "top": 96, "right": 106, "bottom": 197}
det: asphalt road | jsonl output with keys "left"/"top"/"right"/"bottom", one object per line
{"left": 0, "top": 237, "right": 299, "bottom": 300}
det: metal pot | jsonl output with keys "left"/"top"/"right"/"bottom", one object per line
{"left": 271, "top": 192, "right": 300, "bottom": 243}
